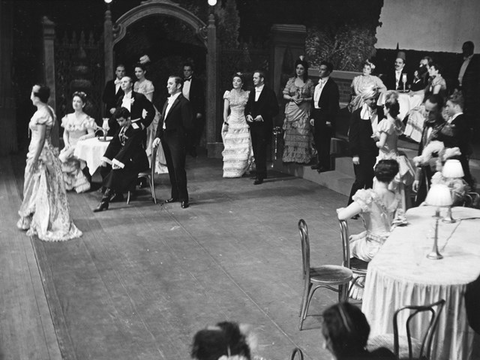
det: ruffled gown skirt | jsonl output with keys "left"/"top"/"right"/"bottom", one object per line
{"left": 282, "top": 102, "right": 313, "bottom": 164}
{"left": 222, "top": 110, "right": 252, "bottom": 178}
{"left": 17, "top": 140, "right": 82, "bottom": 241}
{"left": 59, "top": 145, "right": 90, "bottom": 193}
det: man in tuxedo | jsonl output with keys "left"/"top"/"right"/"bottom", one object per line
{"left": 245, "top": 70, "right": 279, "bottom": 185}
{"left": 152, "top": 76, "right": 194, "bottom": 208}
{"left": 94, "top": 107, "right": 149, "bottom": 212}
{"left": 383, "top": 52, "right": 410, "bottom": 91}
{"left": 442, "top": 91, "right": 473, "bottom": 186}
{"left": 310, "top": 61, "right": 339, "bottom": 172}
{"left": 347, "top": 87, "right": 382, "bottom": 205}
{"left": 102, "top": 64, "right": 125, "bottom": 118}
{"left": 456, "top": 41, "right": 480, "bottom": 140}
{"left": 183, "top": 63, "right": 205, "bottom": 157}
{"left": 110, "top": 76, "right": 155, "bottom": 136}
{"left": 412, "top": 94, "right": 446, "bottom": 206}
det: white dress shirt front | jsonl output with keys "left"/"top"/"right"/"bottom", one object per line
{"left": 395, "top": 70, "right": 402, "bottom": 89}
{"left": 114, "top": 79, "right": 121, "bottom": 94}
{"left": 313, "top": 77, "right": 329, "bottom": 109}
{"left": 163, "top": 92, "right": 181, "bottom": 129}
{"left": 183, "top": 78, "right": 192, "bottom": 100}
{"left": 121, "top": 91, "right": 132, "bottom": 112}
{"left": 458, "top": 55, "right": 473, "bottom": 86}
{"left": 254, "top": 84, "right": 264, "bottom": 101}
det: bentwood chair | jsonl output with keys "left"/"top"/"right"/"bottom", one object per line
{"left": 127, "top": 146, "right": 157, "bottom": 204}
{"left": 368, "top": 299, "right": 446, "bottom": 360}
{"left": 464, "top": 191, "right": 480, "bottom": 208}
{"left": 339, "top": 220, "right": 369, "bottom": 296}
{"left": 290, "top": 347, "right": 304, "bottom": 360}
{"left": 298, "top": 219, "right": 352, "bottom": 330}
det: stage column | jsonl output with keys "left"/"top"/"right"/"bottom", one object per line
{"left": 0, "top": 0, "right": 17, "bottom": 155}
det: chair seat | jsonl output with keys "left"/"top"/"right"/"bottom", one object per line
{"left": 310, "top": 265, "right": 353, "bottom": 285}
{"left": 350, "top": 257, "right": 369, "bottom": 273}
{"left": 368, "top": 334, "right": 422, "bottom": 360}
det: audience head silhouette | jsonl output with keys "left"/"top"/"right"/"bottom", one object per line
{"left": 322, "top": 302, "right": 371, "bottom": 358}
{"left": 191, "top": 321, "right": 255, "bottom": 360}
{"left": 374, "top": 159, "right": 399, "bottom": 183}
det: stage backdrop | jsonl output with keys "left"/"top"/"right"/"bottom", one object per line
{"left": 376, "top": 0, "right": 480, "bottom": 53}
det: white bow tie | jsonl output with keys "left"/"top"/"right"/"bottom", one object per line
{"left": 114, "top": 79, "right": 121, "bottom": 85}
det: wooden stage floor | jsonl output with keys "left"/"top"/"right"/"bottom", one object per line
{"left": 1, "top": 153, "right": 363, "bottom": 360}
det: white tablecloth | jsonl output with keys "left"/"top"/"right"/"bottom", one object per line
{"left": 73, "top": 137, "right": 110, "bottom": 175}
{"left": 362, "top": 206, "right": 480, "bottom": 360}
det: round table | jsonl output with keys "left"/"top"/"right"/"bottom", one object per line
{"left": 362, "top": 206, "right": 480, "bottom": 360}
{"left": 73, "top": 137, "right": 111, "bottom": 176}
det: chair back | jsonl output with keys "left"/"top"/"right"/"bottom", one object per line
{"left": 464, "top": 191, "right": 480, "bottom": 208}
{"left": 339, "top": 220, "right": 351, "bottom": 269}
{"left": 393, "top": 299, "right": 446, "bottom": 360}
{"left": 298, "top": 219, "right": 310, "bottom": 280}
{"left": 290, "top": 347, "right": 304, "bottom": 360}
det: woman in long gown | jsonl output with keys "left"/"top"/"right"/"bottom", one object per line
{"left": 58, "top": 91, "right": 96, "bottom": 193}
{"left": 134, "top": 63, "right": 167, "bottom": 173}
{"left": 349, "top": 60, "right": 386, "bottom": 112}
{"left": 17, "top": 84, "right": 82, "bottom": 241}
{"left": 337, "top": 159, "right": 399, "bottom": 299}
{"left": 222, "top": 73, "right": 252, "bottom": 178}
{"left": 374, "top": 95, "right": 415, "bottom": 222}
{"left": 281, "top": 57, "right": 315, "bottom": 164}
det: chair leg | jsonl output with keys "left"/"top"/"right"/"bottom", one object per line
{"left": 348, "top": 274, "right": 366, "bottom": 295}
{"left": 299, "top": 282, "right": 311, "bottom": 330}
{"left": 150, "top": 176, "right": 157, "bottom": 204}
{"left": 302, "top": 284, "right": 318, "bottom": 325}
{"left": 338, "top": 284, "right": 348, "bottom": 302}
{"left": 127, "top": 191, "right": 131, "bottom": 204}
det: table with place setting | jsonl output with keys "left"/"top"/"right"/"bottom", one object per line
{"left": 362, "top": 206, "right": 480, "bottom": 360}
{"left": 73, "top": 136, "right": 111, "bottom": 176}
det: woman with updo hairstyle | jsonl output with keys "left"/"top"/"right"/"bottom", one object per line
{"left": 17, "top": 84, "right": 82, "bottom": 241}
{"left": 58, "top": 91, "right": 96, "bottom": 193}
{"left": 425, "top": 62, "right": 447, "bottom": 99}
{"left": 337, "top": 159, "right": 400, "bottom": 299}
{"left": 374, "top": 93, "right": 415, "bottom": 223}
{"left": 221, "top": 72, "right": 252, "bottom": 177}
{"left": 134, "top": 62, "right": 154, "bottom": 102}
{"left": 349, "top": 60, "right": 387, "bottom": 112}
{"left": 281, "top": 56, "right": 315, "bottom": 164}
{"left": 191, "top": 321, "right": 255, "bottom": 360}
{"left": 322, "top": 302, "right": 396, "bottom": 359}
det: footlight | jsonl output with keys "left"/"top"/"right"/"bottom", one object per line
{"left": 425, "top": 184, "right": 453, "bottom": 260}
{"left": 441, "top": 159, "right": 464, "bottom": 223}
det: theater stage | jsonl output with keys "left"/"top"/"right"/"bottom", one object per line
{"left": 1, "top": 153, "right": 363, "bottom": 360}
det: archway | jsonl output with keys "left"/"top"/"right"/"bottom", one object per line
{"left": 105, "top": 0, "right": 220, "bottom": 157}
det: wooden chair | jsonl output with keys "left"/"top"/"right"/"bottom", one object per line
{"left": 339, "top": 220, "right": 369, "bottom": 294}
{"left": 368, "top": 299, "right": 446, "bottom": 360}
{"left": 464, "top": 191, "right": 480, "bottom": 208}
{"left": 127, "top": 147, "right": 157, "bottom": 204}
{"left": 298, "top": 219, "right": 353, "bottom": 330}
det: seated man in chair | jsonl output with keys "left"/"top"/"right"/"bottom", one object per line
{"left": 94, "top": 107, "right": 149, "bottom": 212}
